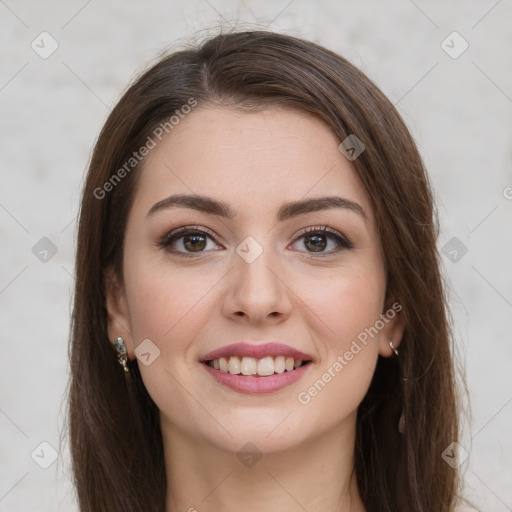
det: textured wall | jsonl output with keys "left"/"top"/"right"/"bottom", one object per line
{"left": 1, "top": 1, "right": 511, "bottom": 510}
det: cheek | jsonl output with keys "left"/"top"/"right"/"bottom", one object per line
{"left": 124, "top": 259, "right": 221, "bottom": 345}
{"left": 294, "top": 280, "right": 382, "bottom": 421}
{"left": 123, "top": 265, "right": 222, "bottom": 433}
{"left": 292, "top": 265, "right": 384, "bottom": 407}
{"left": 299, "top": 263, "right": 385, "bottom": 349}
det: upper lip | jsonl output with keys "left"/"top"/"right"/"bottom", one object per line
{"left": 200, "top": 342, "right": 314, "bottom": 362}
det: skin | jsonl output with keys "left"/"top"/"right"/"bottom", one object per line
{"left": 105, "top": 106, "right": 405, "bottom": 512}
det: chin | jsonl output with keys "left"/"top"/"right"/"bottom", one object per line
{"left": 205, "top": 408, "right": 317, "bottom": 453}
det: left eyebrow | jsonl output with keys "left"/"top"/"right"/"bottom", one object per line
{"left": 146, "top": 194, "right": 367, "bottom": 222}
{"left": 276, "top": 195, "right": 366, "bottom": 222}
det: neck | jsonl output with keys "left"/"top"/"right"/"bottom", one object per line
{"left": 163, "top": 412, "right": 366, "bottom": 512}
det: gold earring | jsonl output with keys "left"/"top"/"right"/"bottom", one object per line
{"left": 114, "top": 336, "right": 129, "bottom": 373}
{"left": 388, "top": 339, "right": 399, "bottom": 357}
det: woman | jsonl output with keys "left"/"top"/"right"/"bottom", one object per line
{"left": 66, "top": 29, "right": 465, "bottom": 511}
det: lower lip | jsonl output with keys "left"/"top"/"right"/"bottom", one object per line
{"left": 202, "top": 363, "right": 311, "bottom": 394}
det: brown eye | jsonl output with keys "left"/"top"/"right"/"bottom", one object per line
{"left": 290, "top": 226, "right": 353, "bottom": 255}
{"left": 182, "top": 234, "right": 207, "bottom": 252}
{"left": 157, "top": 226, "right": 222, "bottom": 256}
{"left": 303, "top": 233, "right": 327, "bottom": 252}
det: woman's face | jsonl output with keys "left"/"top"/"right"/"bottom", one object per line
{"left": 106, "top": 106, "right": 404, "bottom": 453}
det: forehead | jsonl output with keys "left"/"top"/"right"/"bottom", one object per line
{"left": 132, "top": 106, "right": 373, "bottom": 222}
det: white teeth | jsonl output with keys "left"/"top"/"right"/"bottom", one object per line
{"left": 219, "top": 357, "right": 228, "bottom": 373}
{"left": 228, "top": 356, "right": 241, "bottom": 374}
{"left": 274, "top": 355, "right": 285, "bottom": 373}
{"left": 241, "top": 356, "right": 257, "bottom": 375}
{"left": 207, "top": 355, "right": 308, "bottom": 376}
{"left": 257, "top": 356, "right": 275, "bottom": 376}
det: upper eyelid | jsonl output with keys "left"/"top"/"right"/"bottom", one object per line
{"left": 160, "top": 224, "right": 350, "bottom": 249}
{"left": 163, "top": 224, "right": 343, "bottom": 238}
{"left": 168, "top": 225, "right": 218, "bottom": 239}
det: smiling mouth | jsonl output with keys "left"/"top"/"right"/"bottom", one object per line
{"left": 204, "top": 355, "right": 313, "bottom": 377}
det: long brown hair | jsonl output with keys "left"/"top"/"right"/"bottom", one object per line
{"left": 63, "top": 29, "right": 463, "bottom": 511}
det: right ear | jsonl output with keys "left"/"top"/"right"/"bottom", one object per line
{"left": 104, "top": 267, "right": 135, "bottom": 359}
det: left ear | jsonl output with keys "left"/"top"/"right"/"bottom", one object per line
{"left": 377, "top": 298, "right": 406, "bottom": 358}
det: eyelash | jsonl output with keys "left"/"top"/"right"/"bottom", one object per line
{"left": 156, "top": 224, "right": 354, "bottom": 258}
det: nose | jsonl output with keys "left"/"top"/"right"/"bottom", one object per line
{"left": 222, "top": 245, "right": 292, "bottom": 324}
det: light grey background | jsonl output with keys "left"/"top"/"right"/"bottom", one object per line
{"left": 1, "top": 1, "right": 511, "bottom": 511}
